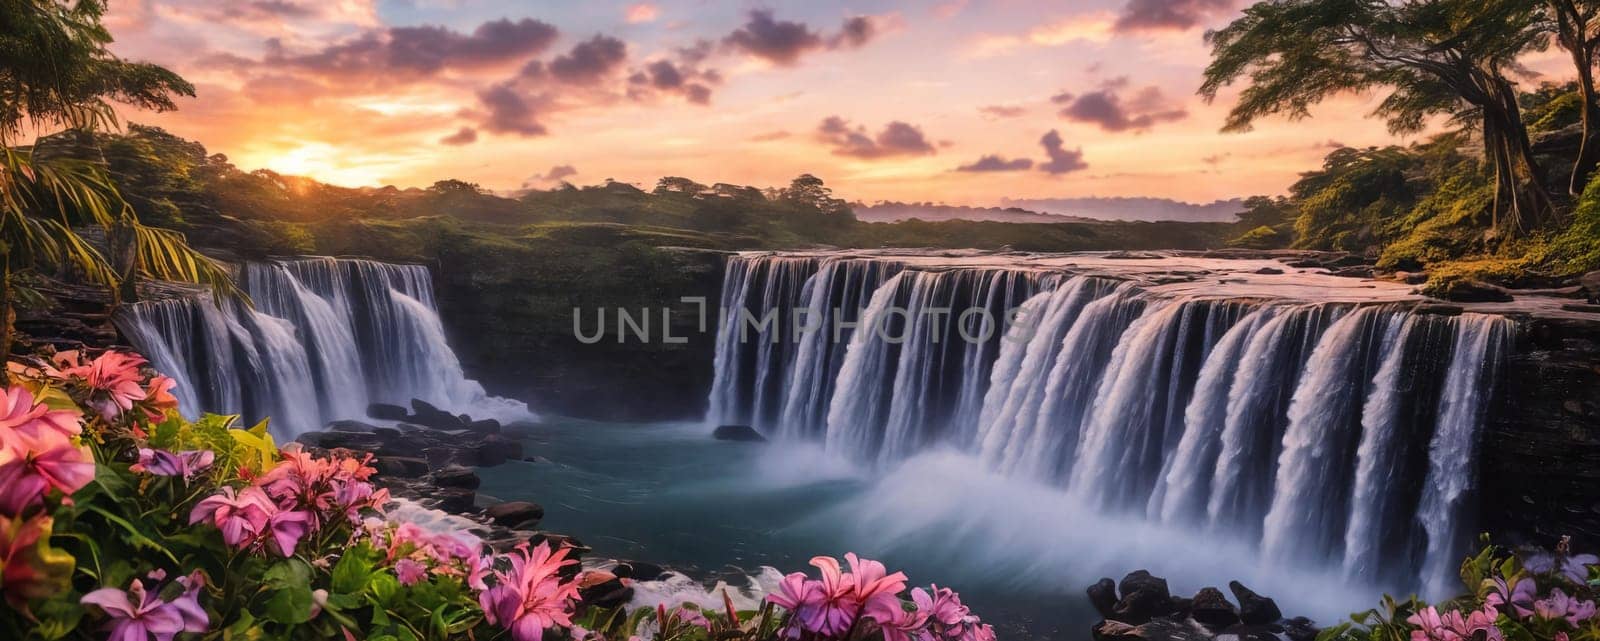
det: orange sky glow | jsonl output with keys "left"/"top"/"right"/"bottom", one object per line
{"left": 100, "top": 0, "right": 1576, "bottom": 206}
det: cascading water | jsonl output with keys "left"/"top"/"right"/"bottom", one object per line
{"left": 115, "top": 257, "right": 532, "bottom": 440}
{"left": 707, "top": 252, "right": 1513, "bottom": 596}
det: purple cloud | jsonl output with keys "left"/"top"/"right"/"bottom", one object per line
{"left": 1115, "top": 0, "right": 1236, "bottom": 31}
{"left": 817, "top": 116, "right": 936, "bottom": 159}
{"left": 549, "top": 35, "right": 628, "bottom": 84}
{"left": 267, "top": 18, "right": 560, "bottom": 76}
{"left": 1052, "top": 81, "right": 1188, "bottom": 132}
{"left": 439, "top": 127, "right": 477, "bottom": 145}
{"left": 477, "top": 84, "right": 547, "bottom": 136}
{"left": 1039, "top": 130, "right": 1089, "bottom": 175}
{"left": 723, "top": 10, "right": 882, "bottom": 66}
{"left": 957, "top": 154, "right": 1034, "bottom": 172}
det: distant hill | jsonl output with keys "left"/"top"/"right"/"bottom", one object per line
{"left": 855, "top": 202, "right": 1096, "bottom": 224}
{"left": 999, "top": 196, "right": 1246, "bottom": 222}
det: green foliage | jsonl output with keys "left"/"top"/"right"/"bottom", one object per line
{"left": 1228, "top": 225, "right": 1287, "bottom": 249}
{"left": 1527, "top": 172, "right": 1600, "bottom": 273}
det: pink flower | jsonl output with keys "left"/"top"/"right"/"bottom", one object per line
{"left": 1407, "top": 605, "right": 1503, "bottom": 641}
{"left": 78, "top": 351, "right": 149, "bottom": 420}
{"left": 395, "top": 558, "right": 428, "bottom": 586}
{"left": 479, "top": 542, "right": 581, "bottom": 641}
{"left": 869, "top": 587, "right": 931, "bottom": 641}
{"left": 1534, "top": 588, "right": 1597, "bottom": 627}
{"left": 1485, "top": 576, "right": 1537, "bottom": 619}
{"left": 803, "top": 555, "right": 861, "bottom": 636}
{"left": 131, "top": 449, "right": 215, "bottom": 481}
{"left": 265, "top": 510, "right": 312, "bottom": 557}
{"left": 144, "top": 375, "right": 179, "bottom": 419}
{"left": 846, "top": 552, "right": 908, "bottom": 614}
{"left": 0, "top": 443, "right": 95, "bottom": 516}
{"left": 80, "top": 579, "right": 185, "bottom": 641}
{"left": 190, "top": 486, "right": 275, "bottom": 547}
{"left": 168, "top": 572, "right": 209, "bottom": 636}
{"left": 0, "top": 386, "right": 82, "bottom": 457}
{"left": 767, "top": 553, "right": 913, "bottom": 637}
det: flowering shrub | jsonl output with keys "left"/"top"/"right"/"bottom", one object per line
{"left": 0, "top": 349, "right": 996, "bottom": 641}
{"left": 1322, "top": 537, "right": 1600, "bottom": 641}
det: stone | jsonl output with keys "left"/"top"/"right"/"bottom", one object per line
{"left": 1438, "top": 280, "right": 1514, "bottom": 303}
{"left": 1414, "top": 303, "right": 1464, "bottom": 316}
{"left": 373, "top": 456, "right": 429, "bottom": 478}
{"left": 1215, "top": 623, "right": 1286, "bottom": 641}
{"left": 1328, "top": 266, "right": 1375, "bottom": 278}
{"left": 372, "top": 426, "right": 402, "bottom": 440}
{"left": 1114, "top": 571, "right": 1175, "bottom": 624}
{"left": 1190, "top": 587, "right": 1240, "bottom": 629}
{"left": 1229, "top": 581, "right": 1282, "bottom": 625}
{"left": 615, "top": 561, "right": 666, "bottom": 582}
{"left": 1095, "top": 619, "right": 1212, "bottom": 641}
{"left": 1281, "top": 617, "right": 1318, "bottom": 641}
{"left": 367, "top": 403, "right": 410, "bottom": 421}
{"left": 1581, "top": 270, "right": 1600, "bottom": 303}
{"left": 578, "top": 578, "right": 633, "bottom": 609}
{"left": 467, "top": 418, "right": 502, "bottom": 434}
{"left": 410, "top": 398, "right": 464, "bottom": 430}
{"left": 1093, "top": 620, "right": 1142, "bottom": 641}
{"left": 713, "top": 424, "right": 767, "bottom": 442}
{"left": 1253, "top": 267, "right": 1284, "bottom": 275}
{"left": 1394, "top": 271, "right": 1429, "bottom": 285}
{"left": 431, "top": 465, "right": 481, "bottom": 490}
{"left": 485, "top": 501, "right": 544, "bottom": 529}
{"left": 298, "top": 430, "right": 383, "bottom": 451}
{"left": 481, "top": 435, "right": 524, "bottom": 464}
{"left": 1088, "top": 577, "right": 1119, "bottom": 618}
{"left": 432, "top": 487, "right": 476, "bottom": 514}
{"left": 328, "top": 420, "right": 378, "bottom": 433}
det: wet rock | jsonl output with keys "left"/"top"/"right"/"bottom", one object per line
{"left": 485, "top": 501, "right": 544, "bottom": 529}
{"left": 410, "top": 399, "right": 464, "bottom": 430}
{"left": 1328, "top": 266, "right": 1375, "bottom": 279}
{"left": 1229, "top": 581, "right": 1282, "bottom": 625}
{"left": 615, "top": 561, "right": 666, "bottom": 582}
{"left": 432, "top": 487, "right": 476, "bottom": 513}
{"left": 1088, "top": 577, "right": 1119, "bottom": 618}
{"left": 1190, "top": 587, "right": 1240, "bottom": 629}
{"left": 430, "top": 465, "right": 481, "bottom": 490}
{"left": 467, "top": 418, "right": 502, "bottom": 434}
{"left": 1281, "top": 617, "right": 1318, "bottom": 641}
{"left": 1413, "top": 303, "right": 1464, "bottom": 316}
{"left": 1436, "top": 280, "right": 1514, "bottom": 303}
{"left": 1214, "top": 623, "right": 1286, "bottom": 641}
{"left": 713, "top": 424, "right": 767, "bottom": 442}
{"left": 481, "top": 434, "right": 524, "bottom": 463}
{"left": 1114, "top": 571, "right": 1175, "bottom": 624}
{"left": 1093, "top": 620, "right": 1142, "bottom": 641}
{"left": 298, "top": 430, "right": 384, "bottom": 451}
{"left": 1581, "top": 270, "right": 1600, "bottom": 303}
{"left": 578, "top": 578, "right": 633, "bottom": 609}
{"left": 372, "top": 426, "right": 402, "bottom": 440}
{"left": 1095, "top": 619, "right": 1211, "bottom": 641}
{"left": 1394, "top": 271, "right": 1429, "bottom": 285}
{"left": 1253, "top": 267, "right": 1284, "bottom": 275}
{"left": 373, "top": 456, "right": 429, "bottom": 478}
{"left": 329, "top": 420, "right": 379, "bottom": 433}
{"left": 367, "top": 403, "right": 410, "bottom": 421}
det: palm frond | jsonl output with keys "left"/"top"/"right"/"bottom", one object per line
{"left": 126, "top": 222, "right": 244, "bottom": 305}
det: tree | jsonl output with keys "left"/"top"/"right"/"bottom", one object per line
{"left": 427, "top": 179, "right": 483, "bottom": 195}
{"left": 779, "top": 174, "right": 850, "bottom": 216}
{"left": 654, "top": 176, "right": 708, "bottom": 195}
{"left": 0, "top": 0, "right": 236, "bottom": 360}
{"left": 1544, "top": 0, "right": 1600, "bottom": 195}
{"left": 1201, "top": 0, "right": 1552, "bottom": 235}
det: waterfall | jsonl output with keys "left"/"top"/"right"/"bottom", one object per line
{"left": 707, "top": 252, "right": 1515, "bottom": 593}
{"left": 116, "top": 257, "right": 532, "bottom": 440}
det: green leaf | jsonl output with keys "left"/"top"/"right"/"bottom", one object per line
{"left": 331, "top": 546, "right": 376, "bottom": 594}
{"left": 263, "top": 584, "right": 315, "bottom": 625}
{"left": 83, "top": 505, "right": 178, "bottom": 565}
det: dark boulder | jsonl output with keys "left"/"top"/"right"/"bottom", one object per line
{"left": 372, "top": 426, "right": 402, "bottom": 440}
{"left": 467, "top": 418, "right": 502, "bottom": 434}
{"left": 485, "top": 501, "right": 544, "bottom": 529}
{"left": 1214, "top": 623, "right": 1285, "bottom": 641}
{"left": 373, "top": 456, "right": 429, "bottom": 478}
{"left": 1094, "top": 619, "right": 1211, "bottom": 641}
{"left": 1434, "top": 280, "right": 1514, "bottom": 303}
{"left": 578, "top": 578, "right": 633, "bottom": 610}
{"left": 1253, "top": 267, "right": 1283, "bottom": 275}
{"left": 367, "top": 403, "right": 410, "bottom": 421}
{"left": 713, "top": 424, "right": 767, "bottom": 442}
{"left": 1114, "top": 571, "right": 1176, "bottom": 624}
{"left": 1190, "top": 587, "right": 1240, "bottom": 629}
{"left": 1088, "top": 577, "right": 1119, "bottom": 618}
{"left": 328, "top": 420, "right": 378, "bottom": 433}
{"left": 298, "top": 430, "right": 384, "bottom": 451}
{"left": 432, "top": 487, "right": 476, "bottom": 513}
{"left": 1281, "top": 617, "right": 1318, "bottom": 641}
{"left": 1582, "top": 270, "right": 1600, "bottom": 303}
{"left": 614, "top": 561, "right": 666, "bottom": 582}
{"left": 410, "top": 399, "right": 464, "bottom": 430}
{"left": 1228, "top": 581, "right": 1282, "bottom": 625}
{"left": 430, "top": 465, "right": 481, "bottom": 490}
{"left": 479, "top": 435, "right": 524, "bottom": 465}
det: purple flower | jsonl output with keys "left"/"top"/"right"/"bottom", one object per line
{"left": 131, "top": 449, "right": 215, "bottom": 481}
{"left": 1485, "top": 576, "right": 1537, "bottom": 618}
{"left": 395, "top": 558, "right": 427, "bottom": 586}
{"left": 264, "top": 510, "right": 312, "bottom": 557}
{"left": 189, "top": 486, "right": 274, "bottom": 548}
{"left": 1534, "top": 588, "right": 1597, "bottom": 627}
{"left": 80, "top": 576, "right": 198, "bottom": 641}
{"left": 1407, "top": 604, "right": 1503, "bottom": 641}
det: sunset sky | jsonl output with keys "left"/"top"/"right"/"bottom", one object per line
{"left": 101, "top": 0, "right": 1574, "bottom": 206}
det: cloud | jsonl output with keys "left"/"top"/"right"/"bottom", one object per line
{"left": 957, "top": 154, "right": 1034, "bottom": 172}
{"left": 1051, "top": 80, "right": 1188, "bottom": 132}
{"left": 966, "top": 12, "right": 1115, "bottom": 57}
{"left": 722, "top": 10, "right": 883, "bottom": 66}
{"left": 750, "top": 130, "right": 792, "bottom": 142}
{"left": 524, "top": 164, "right": 578, "bottom": 188}
{"left": 267, "top": 18, "right": 560, "bottom": 77}
{"left": 1039, "top": 130, "right": 1089, "bottom": 175}
{"left": 979, "top": 104, "right": 1027, "bottom": 119}
{"left": 816, "top": 116, "right": 937, "bottom": 159}
{"left": 1114, "top": 0, "right": 1236, "bottom": 31}
{"left": 439, "top": 127, "right": 477, "bottom": 145}
{"left": 548, "top": 35, "right": 628, "bottom": 84}
{"left": 626, "top": 56, "right": 720, "bottom": 105}
{"left": 477, "top": 84, "right": 547, "bottom": 136}
{"left": 625, "top": 3, "right": 659, "bottom": 24}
